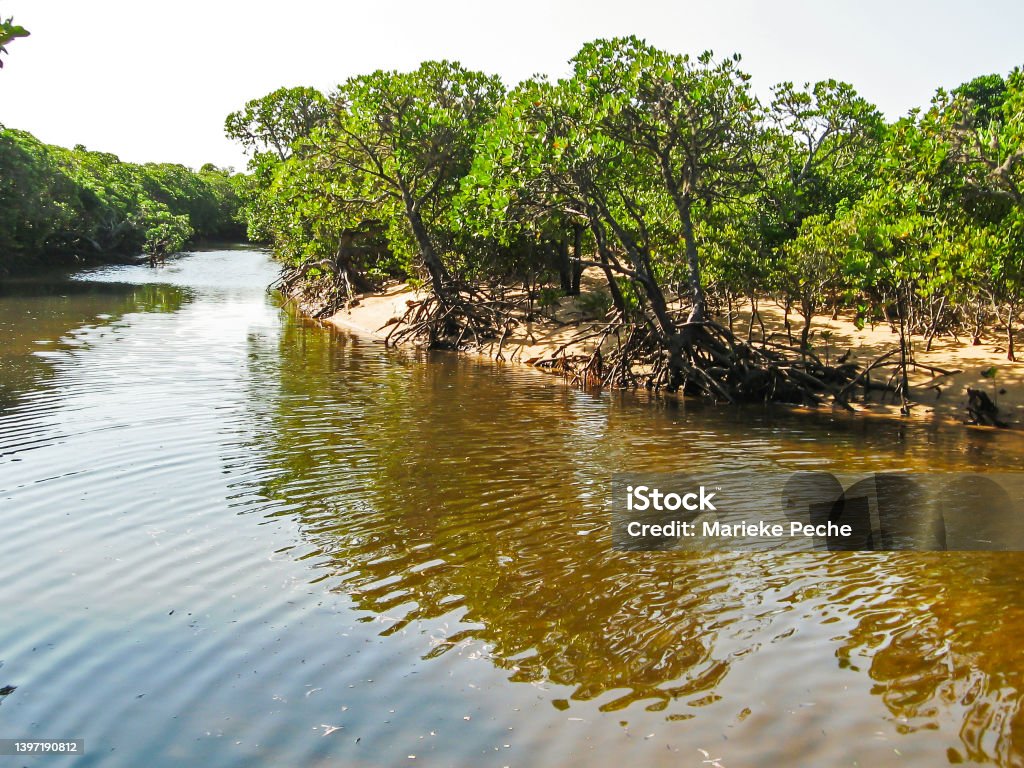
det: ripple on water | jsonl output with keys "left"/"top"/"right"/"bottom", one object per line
{"left": 1, "top": 249, "right": 1024, "bottom": 766}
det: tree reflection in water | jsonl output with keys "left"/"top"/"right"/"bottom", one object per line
{"left": 242, "top": 314, "right": 1024, "bottom": 763}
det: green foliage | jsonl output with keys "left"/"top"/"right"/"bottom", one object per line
{"left": 225, "top": 86, "right": 328, "bottom": 161}
{"left": 221, "top": 42, "right": 1024, "bottom": 362}
{"left": 953, "top": 74, "right": 1008, "bottom": 128}
{"left": 463, "top": 37, "right": 764, "bottom": 332}
{"left": 761, "top": 79, "right": 885, "bottom": 248}
{"left": 0, "top": 130, "right": 81, "bottom": 272}
{"left": 0, "top": 127, "right": 245, "bottom": 274}
{"left": 138, "top": 201, "right": 192, "bottom": 257}
{"left": 0, "top": 15, "right": 28, "bottom": 68}
{"left": 537, "top": 286, "right": 562, "bottom": 312}
{"left": 230, "top": 62, "right": 505, "bottom": 291}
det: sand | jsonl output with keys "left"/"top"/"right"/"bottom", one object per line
{"left": 326, "top": 279, "right": 1024, "bottom": 431}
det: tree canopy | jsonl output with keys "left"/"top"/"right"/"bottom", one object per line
{"left": 0, "top": 128, "right": 246, "bottom": 274}
{"left": 227, "top": 42, "right": 1024, "bottom": 409}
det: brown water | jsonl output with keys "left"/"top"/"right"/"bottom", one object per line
{"left": 2, "top": 248, "right": 1024, "bottom": 767}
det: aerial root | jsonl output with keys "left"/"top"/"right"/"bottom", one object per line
{"left": 384, "top": 282, "right": 515, "bottom": 350}
{"left": 529, "top": 319, "right": 891, "bottom": 409}
{"left": 273, "top": 259, "right": 373, "bottom": 319}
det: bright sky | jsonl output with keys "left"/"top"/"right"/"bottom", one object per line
{"left": 2, "top": 0, "right": 1022, "bottom": 171}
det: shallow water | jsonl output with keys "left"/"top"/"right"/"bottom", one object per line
{"left": 1, "top": 248, "right": 1023, "bottom": 766}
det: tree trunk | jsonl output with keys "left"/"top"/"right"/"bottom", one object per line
{"left": 1007, "top": 305, "right": 1016, "bottom": 362}
{"left": 622, "top": 238, "right": 677, "bottom": 343}
{"left": 571, "top": 222, "right": 584, "bottom": 295}
{"left": 588, "top": 221, "right": 628, "bottom": 316}
{"left": 402, "top": 193, "right": 451, "bottom": 299}
{"left": 747, "top": 294, "right": 760, "bottom": 343}
{"left": 657, "top": 153, "right": 705, "bottom": 324}
{"left": 897, "top": 292, "right": 911, "bottom": 416}
{"left": 799, "top": 295, "right": 814, "bottom": 358}
{"left": 595, "top": 201, "right": 678, "bottom": 342}
{"left": 678, "top": 193, "right": 706, "bottom": 323}
{"left": 602, "top": 262, "right": 627, "bottom": 315}
{"left": 800, "top": 316, "right": 812, "bottom": 358}
{"left": 557, "top": 239, "right": 573, "bottom": 295}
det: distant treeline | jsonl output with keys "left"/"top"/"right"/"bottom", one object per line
{"left": 0, "top": 127, "right": 247, "bottom": 275}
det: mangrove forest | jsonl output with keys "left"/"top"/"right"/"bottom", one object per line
{"left": 225, "top": 38, "right": 1023, "bottom": 417}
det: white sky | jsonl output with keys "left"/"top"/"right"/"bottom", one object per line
{"left": 1, "top": 0, "right": 1022, "bottom": 171}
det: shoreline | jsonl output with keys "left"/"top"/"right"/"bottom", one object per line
{"left": 320, "top": 280, "right": 1024, "bottom": 434}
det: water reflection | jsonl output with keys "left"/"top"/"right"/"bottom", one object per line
{"left": 829, "top": 554, "right": 1024, "bottom": 765}
{"left": 3, "top": 249, "right": 1024, "bottom": 766}
{"left": 0, "top": 279, "right": 190, "bottom": 421}
{"left": 242, "top": 312, "right": 1024, "bottom": 761}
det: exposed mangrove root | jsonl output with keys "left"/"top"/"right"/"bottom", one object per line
{"left": 634, "top": 321, "right": 865, "bottom": 408}
{"left": 276, "top": 262, "right": 935, "bottom": 413}
{"left": 529, "top": 316, "right": 889, "bottom": 409}
{"left": 272, "top": 256, "right": 375, "bottom": 319}
{"left": 384, "top": 282, "right": 517, "bottom": 350}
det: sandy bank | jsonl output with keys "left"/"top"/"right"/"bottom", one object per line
{"left": 325, "top": 280, "right": 1024, "bottom": 431}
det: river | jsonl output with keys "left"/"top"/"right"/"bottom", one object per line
{"left": 1, "top": 247, "right": 1023, "bottom": 766}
